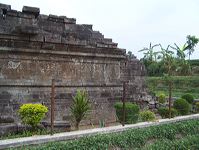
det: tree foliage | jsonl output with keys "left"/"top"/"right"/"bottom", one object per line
{"left": 139, "top": 35, "right": 198, "bottom": 76}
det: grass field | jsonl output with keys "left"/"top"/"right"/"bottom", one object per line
{"left": 146, "top": 76, "right": 199, "bottom": 99}
{"left": 10, "top": 119, "right": 199, "bottom": 150}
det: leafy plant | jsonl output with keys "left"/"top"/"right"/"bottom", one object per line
{"left": 195, "top": 102, "right": 199, "bottom": 112}
{"left": 18, "top": 103, "right": 48, "bottom": 129}
{"left": 158, "top": 107, "right": 178, "bottom": 118}
{"left": 70, "top": 90, "right": 91, "bottom": 130}
{"left": 139, "top": 110, "right": 156, "bottom": 122}
{"left": 99, "top": 120, "right": 105, "bottom": 128}
{"left": 0, "top": 128, "right": 49, "bottom": 140}
{"left": 114, "top": 102, "right": 139, "bottom": 124}
{"left": 158, "top": 93, "right": 166, "bottom": 104}
{"left": 173, "top": 98, "right": 190, "bottom": 115}
{"left": 181, "top": 93, "right": 194, "bottom": 104}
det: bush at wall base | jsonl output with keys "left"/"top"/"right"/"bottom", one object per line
{"left": 195, "top": 102, "right": 199, "bottom": 112}
{"left": 173, "top": 98, "right": 190, "bottom": 115}
{"left": 181, "top": 93, "right": 194, "bottom": 104}
{"left": 140, "top": 110, "right": 156, "bottom": 121}
{"left": 158, "top": 107, "right": 178, "bottom": 118}
{"left": 18, "top": 103, "right": 48, "bottom": 129}
{"left": 114, "top": 102, "right": 139, "bottom": 124}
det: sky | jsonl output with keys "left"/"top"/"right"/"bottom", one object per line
{"left": 1, "top": 0, "right": 199, "bottom": 59}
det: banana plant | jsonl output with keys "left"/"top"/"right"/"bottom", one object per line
{"left": 139, "top": 42, "right": 160, "bottom": 62}
{"left": 170, "top": 43, "right": 187, "bottom": 59}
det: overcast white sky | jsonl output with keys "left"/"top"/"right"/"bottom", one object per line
{"left": 1, "top": 0, "right": 199, "bottom": 59}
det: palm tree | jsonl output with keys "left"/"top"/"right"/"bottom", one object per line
{"left": 186, "top": 35, "right": 199, "bottom": 60}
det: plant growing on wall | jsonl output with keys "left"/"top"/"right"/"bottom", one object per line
{"left": 18, "top": 103, "right": 48, "bottom": 129}
{"left": 70, "top": 90, "right": 91, "bottom": 130}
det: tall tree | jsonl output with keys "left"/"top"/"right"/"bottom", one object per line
{"left": 160, "top": 46, "right": 177, "bottom": 118}
{"left": 186, "top": 35, "right": 199, "bottom": 60}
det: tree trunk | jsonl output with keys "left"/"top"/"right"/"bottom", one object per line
{"left": 75, "top": 122, "right": 79, "bottom": 130}
{"left": 168, "top": 82, "right": 172, "bottom": 119}
{"left": 122, "top": 82, "right": 126, "bottom": 126}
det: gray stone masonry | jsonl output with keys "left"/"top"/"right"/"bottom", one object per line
{"left": 0, "top": 3, "right": 149, "bottom": 131}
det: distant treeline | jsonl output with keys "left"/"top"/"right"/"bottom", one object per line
{"left": 189, "top": 59, "right": 199, "bottom": 66}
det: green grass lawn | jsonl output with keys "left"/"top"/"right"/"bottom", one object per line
{"left": 9, "top": 119, "right": 199, "bottom": 150}
{"left": 146, "top": 76, "right": 199, "bottom": 99}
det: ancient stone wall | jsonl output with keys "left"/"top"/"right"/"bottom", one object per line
{"left": 0, "top": 3, "right": 148, "bottom": 125}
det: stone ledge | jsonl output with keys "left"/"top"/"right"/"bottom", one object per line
{"left": 0, "top": 114, "right": 199, "bottom": 149}
{"left": 0, "top": 47, "right": 126, "bottom": 59}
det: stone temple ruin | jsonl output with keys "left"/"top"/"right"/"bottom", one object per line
{"left": 0, "top": 3, "right": 151, "bottom": 132}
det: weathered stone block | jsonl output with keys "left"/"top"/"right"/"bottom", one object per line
{"left": 0, "top": 116, "right": 14, "bottom": 123}
{"left": 63, "top": 18, "right": 76, "bottom": 24}
{"left": 7, "top": 10, "right": 18, "bottom": 17}
{"left": 82, "top": 24, "right": 93, "bottom": 30}
{"left": 44, "top": 33, "right": 61, "bottom": 43}
{"left": 22, "top": 6, "right": 40, "bottom": 18}
{"left": 41, "top": 43, "right": 55, "bottom": 50}
{"left": 12, "top": 25, "right": 39, "bottom": 35}
{"left": 0, "top": 3, "right": 11, "bottom": 11}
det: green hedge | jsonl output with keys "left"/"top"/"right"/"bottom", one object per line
{"left": 181, "top": 93, "right": 194, "bottom": 104}
{"left": 158, "top": 107, "right": 178, "bottom": 118}
{"left": 140, "top": 110, "right": 156, "bottom": 121}
{"left": 114, "top": 102, "right": 139, "bottom": 124}
{"left": 173, "top": 98, "right": 190, "bottom": 115}
{"left": 16, "top": 119, "right": 199, "bottom": 150}
{"left": 18, "top": 103, "right": 48, "bottom": 128}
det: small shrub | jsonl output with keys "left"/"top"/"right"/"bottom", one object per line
{"left": 181, "top": 93, "right": 194, "bottom": 104}
{"left": 18, "top": 103, "right": 48, "bottom": 128}
{"left": 70, "top": 90, "right": 91, "bottom": 130}
{"left": 158, "top": 107, "right": 178, "bottom": 118}
{"left": 158, "top": 93, "right": 166, "bottom": 104}
{"left": 173, "top": 98, "right": 190, "bottom": 115}
{"left": 140, "top": 110, "right": 156, "bottom": 122}
{"left": 195, "top": 102, "right": 199, "bottom": 112}
{"left": 114, "top": 102, "right": 139, "bottom": 124}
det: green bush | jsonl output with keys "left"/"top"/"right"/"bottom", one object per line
{"left": 158, "top": 93, "right": 166, "bottom": 104}
{"left": 139, "top": 110, "right": 156, "bottom": 122}
{"left": 195, "top": 102, "right": 199, "bottom": 112}
{"left": 114, "top": 102, "right": 139, "bottom": 124}
{"left": 181, "top": 93, "right": 194, "bottom": 104}
{"left": 18, "top": 103, "right": 48, "bottom": 128}
{"left": 173, "top": 98, "right": 190, "bottom": 115}
{"left": 70, "top": 90, "right": 91, "bottom": 130}
{"left": 158, "top": 107, "right": 178, "bottom": 118}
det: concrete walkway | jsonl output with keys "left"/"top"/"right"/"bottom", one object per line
{"left": 0, "top": 114, "right": 199, "bottom": 149}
